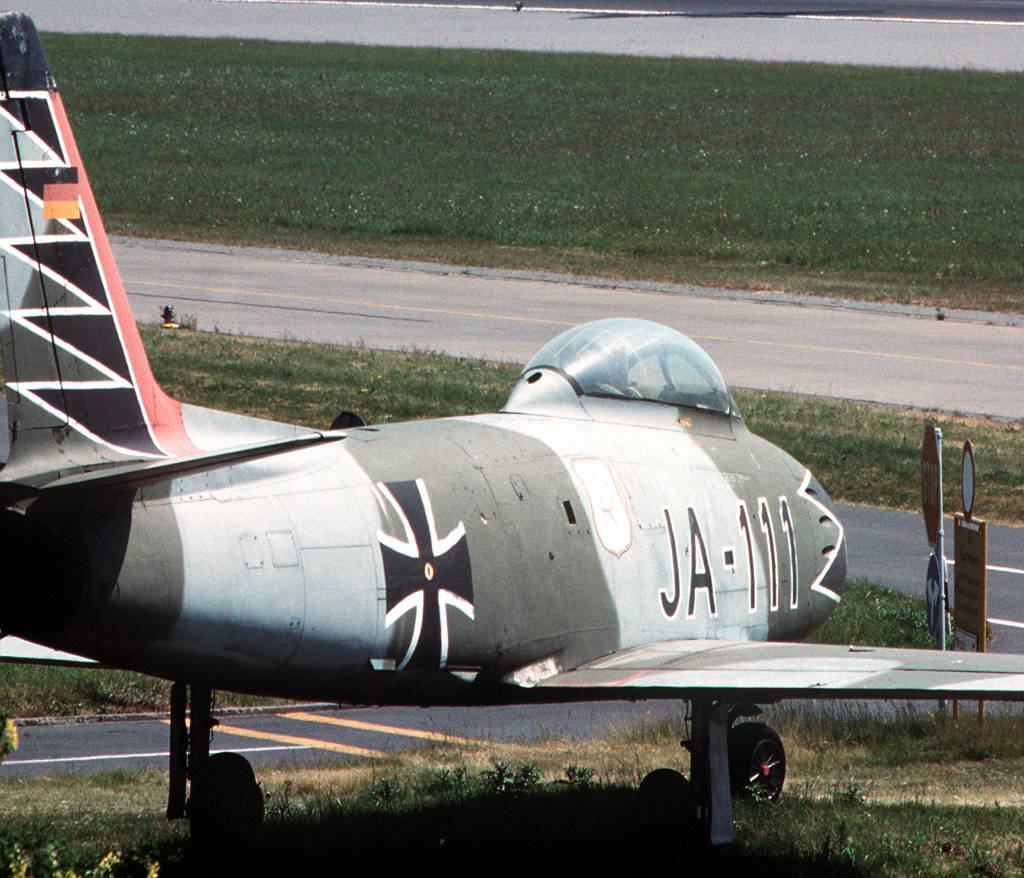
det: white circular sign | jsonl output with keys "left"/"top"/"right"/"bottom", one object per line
{"left": 961, "top": 439, "right": 975, "bottom": 522}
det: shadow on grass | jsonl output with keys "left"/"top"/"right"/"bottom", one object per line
{"left": 156, "top": 787, "right": 866, "bottom": 877}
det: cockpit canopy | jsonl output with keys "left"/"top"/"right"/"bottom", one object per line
{"left": 516, "top": 319, "right": 735, "bottom": 415}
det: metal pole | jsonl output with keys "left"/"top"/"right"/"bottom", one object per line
{"left": 166, "top": 681, "right": 187, "bottom": 819}
{"left": 936, "top": 427, "right": 946, "bottom": 652}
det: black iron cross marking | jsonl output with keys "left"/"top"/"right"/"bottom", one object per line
{"left": 376, "top": 479, "right": 474, "bottom": 670}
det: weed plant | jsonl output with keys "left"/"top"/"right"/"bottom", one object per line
{"left": 808, "top": 580, "right": 932, "bottom": 649}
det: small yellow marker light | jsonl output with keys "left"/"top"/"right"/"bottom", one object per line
{"left": 160, "top": 305, "right": 179, "bottom": 329}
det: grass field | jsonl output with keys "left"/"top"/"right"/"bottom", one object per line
{"left": 43, "top": 34, "right": 1024, "bottom": 312}
{"left": 3, "top": 703, "right": 1024, "bottom": 876}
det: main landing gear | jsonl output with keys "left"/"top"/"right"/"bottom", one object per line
{"left": 637, "top": 698, "right": 786, "bottom": 847}
{"left": 167, "top": 682, "right": 264, "bottom": 845}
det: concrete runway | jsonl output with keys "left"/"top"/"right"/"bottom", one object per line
{"left": 20, "top": 0, "right": 1024, "bottom": 71}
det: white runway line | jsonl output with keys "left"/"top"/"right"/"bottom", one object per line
{"left": 942, "top": 559, "right": 1024, "bottom": 577}
{"left": 989, "top": 618, "right": 1024, "bottom": 630}
{"left": 4, "top": 744, "right": 303, "bottom": 767}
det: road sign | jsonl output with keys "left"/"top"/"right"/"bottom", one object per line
{"left": 925, "top": 553, "right": 944, "bottom": 641}
{"left": 953, "top": 514, "right": 987, "bottom": 649}
{"left": 921, "top": 423, "right": 941, "bottom": 547}
{"left": 961, "top": 439, "right": 975, "bottom": 523}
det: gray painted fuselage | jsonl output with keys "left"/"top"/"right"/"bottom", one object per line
{"left": 20, "top": 371, "right": 844, "bottom": 705}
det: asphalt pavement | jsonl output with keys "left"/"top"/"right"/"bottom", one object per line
{"left": 20, "top": 0, "right": 1024, "bottom": 71}
{"left": 117, "top": 239, "right": 1024, "bottom": 421}
{"left": 1, "top": 701, "right": 682, "bottom": 779}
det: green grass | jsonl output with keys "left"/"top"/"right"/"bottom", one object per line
{"left": 737, "top": 390, "right": 1024, "bottom": 522}
{"left": 0, "top": 664, "right": 283, "bottom": 719}
{"left": 43, "top": 35, "right": 1024, "bottom": 312}
{"left": 141, "top": 325, "right": 515, "bottom": 428}
{"left": 808, "top": 580, "right": 932, "bottom": 649}
{"left": 4, "top": 709, "right": 1024, "bottom": 875}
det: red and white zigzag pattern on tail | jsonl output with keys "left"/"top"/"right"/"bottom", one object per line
{"left": 0, "top": 89, "right": 198, "bottom": 459}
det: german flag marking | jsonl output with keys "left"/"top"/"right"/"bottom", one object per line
{"left": 42, "top": 181, "right": 80, "bottom": 219}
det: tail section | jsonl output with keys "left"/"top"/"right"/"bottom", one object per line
{"left": 0, "top": 13, "right": 196, "bottom": 485}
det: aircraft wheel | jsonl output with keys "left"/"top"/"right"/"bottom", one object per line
{"left": 637, "top": 767, "right": 697, "bottom": 840}
{"left": 728, "top": 722, "right": 785, "bottom": 800}
{"left": 189, "top": 752, "right": 264, "bottom": 846}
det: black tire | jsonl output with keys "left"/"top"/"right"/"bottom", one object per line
{"left": 189, "top": 752, "right": 264, "bottom": 846}
{"left": 637, "top": 767, "right": 698, "bottom": 843}
{"left": 728, "top": 722, "right": 785, "bottom": 800}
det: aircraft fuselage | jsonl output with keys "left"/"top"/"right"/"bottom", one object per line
{"left": 10, "top": 390, "right": 845, "bottom": 704}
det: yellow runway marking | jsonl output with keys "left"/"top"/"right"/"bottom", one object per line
{"left": 128, "top": 277, "right": 1022, "bottom": 375}
{"left": 161, "top": 719, "right": 385, "bottom": 758}
{"left": 126, "top": 278, "right": 574, "bottom": 328}
{"left": 283, "top": 711, "right": 485, "bottom": 746}
{"left": 693, "top": 333, "right": 1024, "bottom": 373}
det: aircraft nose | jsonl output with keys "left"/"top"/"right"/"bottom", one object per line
{"left": 820, "top": 536, "right": 847, "bottom": 600}
{"left": 803, "top": 473, "right": 846, "bottom": 601}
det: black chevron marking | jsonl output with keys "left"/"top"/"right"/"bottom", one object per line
{"left": 0, "top": 98, "right": 63, "bottom": 162}
{"left": 9, "top": 164, "right": 77, "bottom": 201}
{"left": 23, "top": 313, "right": 133, "bottom": 382}
{"left": 1, "top": 166, "right": 86, "bottom": 233}
{"left": 14, "top": 241, "right": 106, "bottom": 307}
{"left": 32, "top": 387, "right": 163, "bottom": 455}
{"left": 17, "top": 97, "right": 62, "bottom": 161}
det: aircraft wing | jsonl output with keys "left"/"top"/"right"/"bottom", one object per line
{"left": 533, "top": 639, "right": 1024, "bottom": 702}
{"left": 0, "top": 635, "right": 98, "bottom": 666}
{"left": 0, "top": 432, "right": 345, "bottom": 503}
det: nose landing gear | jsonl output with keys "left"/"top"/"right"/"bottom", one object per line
{"left": 638, "top": 700, "right": 785, "bottom": 847}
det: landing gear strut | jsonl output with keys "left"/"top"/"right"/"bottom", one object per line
{"left": 167, "top": 682, "right": 264, "bottom": 843}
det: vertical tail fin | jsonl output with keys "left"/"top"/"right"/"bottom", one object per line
{"left": 0, "top": 13, "right": 196, "bottom": 485}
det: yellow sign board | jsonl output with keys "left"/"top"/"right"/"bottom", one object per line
{"left": 953, "top": 514, "right": 987, "bottom": 649}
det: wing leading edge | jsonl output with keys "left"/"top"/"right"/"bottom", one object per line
{"left": 533, "top": 639, "right": 1024, "bottom": 702}
{"left": 0, "top": 634, "right": 97, "bottom": 666}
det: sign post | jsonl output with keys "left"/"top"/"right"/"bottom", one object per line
{"left": 954, "top": 437, "right": 987, "bottom": 724}
{"left": 921, "top": 423, "right": 945, "bottom": 651}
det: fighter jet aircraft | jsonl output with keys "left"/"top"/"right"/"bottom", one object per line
{"left": 2, "top": 11, "right": 1024, "bottom": 847}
